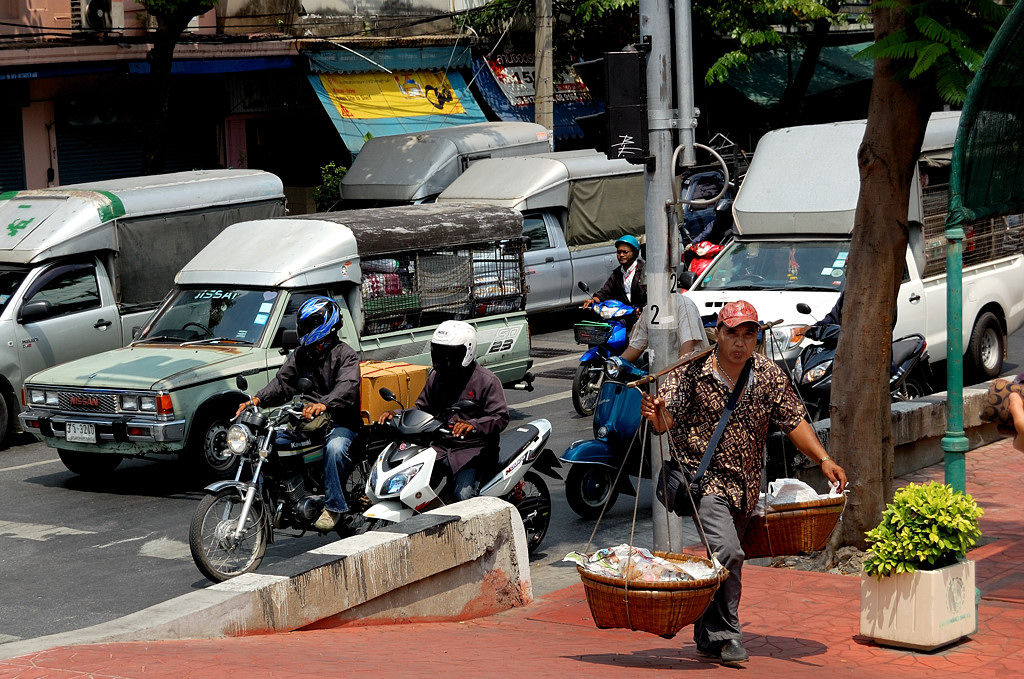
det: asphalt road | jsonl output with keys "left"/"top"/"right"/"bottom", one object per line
{"left": 0, "top": 311, "right": 1019, "bottom": 645}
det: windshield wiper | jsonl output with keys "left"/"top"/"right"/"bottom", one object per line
{"left": 131, "top": 335, "right": 185, "bottom": 345}
{"left": 180, "top": 337, "right": 255, "bottom": 347}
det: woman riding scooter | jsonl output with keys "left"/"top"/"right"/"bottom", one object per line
{"left": 583, "top": 235, "right": 646, "bottom": 330}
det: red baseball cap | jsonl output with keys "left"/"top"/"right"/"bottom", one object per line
{"left": 717, "top": 300, "right": 759, "bottom": 328}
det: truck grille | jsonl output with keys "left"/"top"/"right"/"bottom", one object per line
{"left": 57, "top": 391, "right": 119, "bottom": 414}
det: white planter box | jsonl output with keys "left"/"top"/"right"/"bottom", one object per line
{"left": 860, "top": 559, "right": 975, "bottom": 651}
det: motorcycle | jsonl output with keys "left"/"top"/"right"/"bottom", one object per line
{"left": 189, "top": 376, "right": 380, "bottom": 582}
{"left": 792, "top": 302, "right": 934, "bottom": 421}
{"left": 561, "top": 356, "right": 649, "bottom": 519}
{"left": 364, "top": 389, "right": 563, "bottom": 554}
{"left": 683, "top": 240, "right": 723, "bottom": 278}
{"left": 572, "top": 281, "right": 638, "bottom": 417}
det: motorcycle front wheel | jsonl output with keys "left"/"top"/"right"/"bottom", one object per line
{"left": 505, "top": 471, "right": 551, "bottom": 555}
{"left": 572, "top": 361, "right": 605, "bottom": 417}
{"left": 564, "top": 464, "right": 619, "bottom": 519}
{"left": 189, "top": 487, "right": 269, "bottom": 583}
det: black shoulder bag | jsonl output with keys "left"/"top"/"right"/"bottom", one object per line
{"left": 657, "top": 356, "right": 753, "bottom": 516}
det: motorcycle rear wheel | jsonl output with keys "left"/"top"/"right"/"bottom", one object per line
{"left": 189, "top": 487, "right": 269, "bottom": 582}
{"left": 564, "top": 464, "right": 619, "bottom": 519}
{"left": 505, "top": 471, "right": 551, "bottom": 555}
{"left": 572, "top": 362, "right": 605, "bottom": 417}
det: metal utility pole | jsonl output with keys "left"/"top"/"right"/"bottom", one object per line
{"left": 639, "top": 0, "right": 689, "bottom": 553}
{"left": 534, "top": 0, "right": 554, "bottom": 133}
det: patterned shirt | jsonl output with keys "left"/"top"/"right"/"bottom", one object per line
{"left": 658, "top": 351, "right": 805, "bottom": 514}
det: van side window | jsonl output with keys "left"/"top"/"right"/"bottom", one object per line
{"left": 522, "top": 216, "right": 551, "bottom": 250}
{"left": 23, "top": 262, "right": 101, "bottom": 320}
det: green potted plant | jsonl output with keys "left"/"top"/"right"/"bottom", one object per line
{"left": 860, "top": 481, "right": 984, "bottom": 650}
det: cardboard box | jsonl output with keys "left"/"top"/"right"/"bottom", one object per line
{"left": 360, "top": 360, "right": 430, "bottom": 424}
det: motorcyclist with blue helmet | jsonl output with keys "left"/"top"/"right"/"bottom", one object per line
{"left": 583, "top": 234, "right": 647, "bottom": 317}
{"left": 236, "top": 295, "right": 362, "bottom": 534}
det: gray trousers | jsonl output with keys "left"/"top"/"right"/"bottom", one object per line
{"left": 692, "top": 493, "right": 752, "bottom": 646}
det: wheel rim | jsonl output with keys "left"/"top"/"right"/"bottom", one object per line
{"left": 202, "top": 421, "right": 236, "bottom": 473}
{"left": 511, "top": 475, "right": 550, "bottom": 552}
{"left": 194, "top": 493, "right": 266, "bottom": 579}
{"left": 578, "top": 467, "right": 613, "bottom": 509}
{"left": 576, "top": 366, "right": 603, "bottom": 415}
{"left": 980, "top": 327, "right": 1001, "bottom": 371}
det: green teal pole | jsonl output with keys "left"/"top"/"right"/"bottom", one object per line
{"left": 941, "top": 227, "right": 968, "bottom": 492}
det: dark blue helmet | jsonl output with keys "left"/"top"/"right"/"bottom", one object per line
{"left": 297, "top": 296, "right": 341, "bottom": 347}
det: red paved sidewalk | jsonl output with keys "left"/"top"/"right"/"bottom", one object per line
{"left": 2, "top": 440, "right": 1023, "bottom": 679}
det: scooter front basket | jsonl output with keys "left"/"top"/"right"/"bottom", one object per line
{"left": 575, "top": 321, "right": 613, "bottom": 346}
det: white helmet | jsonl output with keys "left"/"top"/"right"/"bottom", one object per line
{"left": 430, "top": 320, "right": 477, "bottom": 369}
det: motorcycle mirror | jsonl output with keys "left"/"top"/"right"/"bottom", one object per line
{"left": 297, "top": 377, "right": 314, "bottom": 394}
{"left": 451, "top": 399, "right": 477, "bottom": 413}
{"left": 796, "top": 302, "right": 812, "bottom": 315}
{"left": 678, "top": 270, "right": 697, "bottom": 290}
{"left": 236, "top": 375, "right": 248, "bottom": 391}
{"left": 379, "top": 388, "right": 398, "bottom": 402}
{"left": 577, "top": 280, "right": 590, "bottom": 294}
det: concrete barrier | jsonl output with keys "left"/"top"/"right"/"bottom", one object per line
{"left": 0, "top": 496, "right": 531, "bottom": 660}
{"left": 769, "top": 385, "right": 1002, "bottom": 488}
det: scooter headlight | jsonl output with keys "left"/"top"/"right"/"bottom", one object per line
{"left": 226, "top": 424, "right": 254, "bottom": 454}
{"left": 385, "top": 463, "right": 424, "bottom": 495}
{"left": 597, "top": 425, "right": 609, "bottom": 438}
{"left": 803, "top": 363, "right": 830, "bottom": 385}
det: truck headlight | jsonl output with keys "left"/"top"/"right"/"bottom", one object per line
{"left": 226, "top": 424, "right": 253, "bottom": 454}
{"left": 139, "top": 396, "right": 157, "bottom": 412}
{"left": 770, "top": 325, "right": 809, "bottom": 352}
{"left": 28, "top": 389, "right": 58, "bottom": 406}
{"left": 385, "top": 463, "right": 423, "bottom": 495}
{"left": 120, "top": 395, "right": 139, "bottom": 411}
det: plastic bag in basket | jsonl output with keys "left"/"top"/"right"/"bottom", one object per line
{"left": 563, "top": 545, "right": 723, "bottom": 583}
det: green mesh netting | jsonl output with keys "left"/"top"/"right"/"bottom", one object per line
{"left": 947, "top": 1, "right": 1024, "bottom": 227}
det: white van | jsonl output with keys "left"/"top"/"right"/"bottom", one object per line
{"left": 682, "top": 111, "right": 1024, "bottom": 379}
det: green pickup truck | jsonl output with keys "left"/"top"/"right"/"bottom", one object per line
{"left": 19, "top": 203, "right": 534, "bottom": 479}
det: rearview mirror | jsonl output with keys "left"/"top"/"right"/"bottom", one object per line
{"left": 796, "top": 303, "right": 812, "bottom": 314}
{"left": 236, "top": 375, "right": 249, "bottom": 391}
{"left": 577, "top": 281, "right": 590, "bottom": 294}
{"left": 297, "top": 377, "right": 314, "bottom": 394}
{"left": 379, "top": 388, "right": 398, "bottom": 402}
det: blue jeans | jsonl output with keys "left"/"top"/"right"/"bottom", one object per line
{"left": 323, "top": 426, "right": 357, "bottom": 514}
{"left": 438, "top": 456, "right": 483, "bottom": 501}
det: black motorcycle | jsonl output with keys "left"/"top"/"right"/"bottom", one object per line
{"left": 793, "top": 302, "right": 934, "bottom": 421}
{"left": 188, "top": 376, "right": 382, "bottom": 582}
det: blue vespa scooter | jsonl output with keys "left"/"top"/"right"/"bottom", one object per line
{"left": 561, "top": 355, "right": 649, "bottom": 519}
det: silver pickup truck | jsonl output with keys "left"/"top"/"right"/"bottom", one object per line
{"left": 436, "top": 150, "right": 645, "bottom": 313}
{"left": 0, "top": 170, "right": 285, "bottom": 444}
{"left": 20, "top": 203, "right": 533, "bottom": 480}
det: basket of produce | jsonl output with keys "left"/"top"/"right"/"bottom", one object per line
{"left": 574, "top": 321, "right": 613, "bottom": 346}
{"left": 741, "top": 494, "right": 846, "bottom": 560}
{"left": 567, "top": 545, "right": 729, "bottom": 639}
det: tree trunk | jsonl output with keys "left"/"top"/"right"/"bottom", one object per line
{"left": 830, "top": 0, "right": 933, "bottom": 548}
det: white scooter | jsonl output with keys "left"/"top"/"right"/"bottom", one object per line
{"left": 364, "top": 389, "right": 562, "bottom": 554}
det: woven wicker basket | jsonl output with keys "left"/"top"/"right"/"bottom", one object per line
{"left": 741, "top": 495, "right": 846, "bottom": 559}
{"left": 577, "top": 552, "right": 729, "bottom": 639}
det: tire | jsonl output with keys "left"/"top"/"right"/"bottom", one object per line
{"left": 564, "top": 463, "right": 619, "bottom": 519}
{"left": 185, "top": 407, "right": 241, "bottom": 481}
{"left": 57, "top": 448, "right": 123, "bottom": 476}
{"left": 505, "top": 471, "right": 551, "bottom": 555}
{"left": 0, "top": 394, "right": 8, "bottom": 447}
{"left": 966, "top": 312, "right": 1004, "bottom": 381}
{"left": 189, "top": 486, "right": 269, "bottom": 582}
{"left": 341, "top": 457, "right": 374, "bottom": 535}
{"left": 902, "top": 375, "right": 930, "bottom": 400}
{"left": 572, "top": 362, "right": 605, "bottom": 417}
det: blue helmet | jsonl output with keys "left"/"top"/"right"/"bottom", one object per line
{"left": 297, "top": 296, "right": 341, "bottom": 347}
{"left": 615, "top": 234, "right": 641, "bottom": 255}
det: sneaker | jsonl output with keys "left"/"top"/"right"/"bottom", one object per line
{"left": 719, "top": 639, "right": 748, "bottom": 663}
{"left": 314, "top": 509, "right": 340, "bottom": 532}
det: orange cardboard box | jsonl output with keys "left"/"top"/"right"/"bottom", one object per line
{"left": 359, "top": 360, "right": 430, "bottom": 424}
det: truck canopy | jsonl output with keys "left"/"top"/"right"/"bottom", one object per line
{"left": 339, "top": 122, "right": 551, "bottom": 203}
{"left": 436, "top": 150, "right": 643, "bottom": 247}
{"left": 177, "top": 203, "right": 523, "bottom": 289}
{"left": 0, "top": 170, "right": 285, "bottom": 265}
{"left": 733, "top": 111, "right": 960, "bottom": 237}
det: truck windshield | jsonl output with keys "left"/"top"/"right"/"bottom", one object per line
{"left": 139, "top": 288, "right": 280, "bottom": 344}
{"left": 693, "top": 240, "right": 850, "bottom": 292}
{"left": 0, "top": 269, "right": 28, "bottom": 314}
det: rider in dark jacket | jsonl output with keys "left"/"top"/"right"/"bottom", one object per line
{"left": 240, "top": 296, "right": 362, "bottom": 533}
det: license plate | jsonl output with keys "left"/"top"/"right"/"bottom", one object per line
{"left": 66, "top": 422, "right": 96, "bottom": 444}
